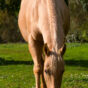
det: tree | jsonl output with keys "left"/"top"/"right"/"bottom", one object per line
{"left": 66, "top": 0, "right": 88, "bottom": 42}
{"left": 0, "top": 0, "right": 23, "bottom": 43}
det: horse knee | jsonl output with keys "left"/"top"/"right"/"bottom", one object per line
{"left": 33, "top": 64, "right": 42, "bottom": 74}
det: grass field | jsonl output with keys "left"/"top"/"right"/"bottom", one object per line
{"left": 0, "top": 43, "right": 88, "bottom": 88}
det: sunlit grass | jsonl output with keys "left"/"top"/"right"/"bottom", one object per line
{"left": 0, "top": 43, "right": 88, "bottom": 88}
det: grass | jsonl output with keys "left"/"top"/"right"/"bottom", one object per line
{"left": 0, "top": 43, "right": 88, "bottom": 88}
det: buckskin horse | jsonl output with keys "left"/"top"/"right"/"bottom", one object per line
{"left": 18, "top": 0, "right": 70, "bottom": 88}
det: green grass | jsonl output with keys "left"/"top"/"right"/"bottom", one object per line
{"left": 0, "top": 43, "right": 88, "bottom": 88}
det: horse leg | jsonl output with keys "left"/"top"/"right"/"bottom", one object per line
{"left": 28, "top": 36, "right": 43, "bottom": 88}
{"left": 40, "top": 56, "right": 47, "bottom": 88}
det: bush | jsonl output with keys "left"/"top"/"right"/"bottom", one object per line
{"left": 0, "top": 10, "right": 23, "bottom": 43}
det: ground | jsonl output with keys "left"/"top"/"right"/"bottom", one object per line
{"left": 0, "top": 43, "right": 88, "bottom": 88}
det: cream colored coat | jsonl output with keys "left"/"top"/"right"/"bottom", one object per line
{"left": 18, "top": 0, "right": 70, "bottom": 88}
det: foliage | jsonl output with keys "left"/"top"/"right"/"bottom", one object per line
{"left": 0, "top": 43, "right": 88, "bottom": 88}
{"left": 0, "top": 10, "right": 23, "bottom": 43}
{"left": 0, "top": 0, "right": 88, "bottom": 43}
{"left": 80, "top": 0, "right": 88, "bottom": 11}
{"left": 67, "top": 0, "right": 88, "bottom": 43}
{"left": 0, "top": 0, "right": 23, "bottom": 43}
{"left": 0, "top": 0, "right": 20, "bottom": 15}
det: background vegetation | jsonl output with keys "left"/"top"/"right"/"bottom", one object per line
{"left": 68, "top": 0, "right": 88, "bottom": 42}
{"left": 0, "top": 0, "right": 88, "bottom": 43}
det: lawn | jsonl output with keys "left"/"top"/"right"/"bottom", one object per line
{"left": 0, "top": 43, "right": 88, "bottom": 88}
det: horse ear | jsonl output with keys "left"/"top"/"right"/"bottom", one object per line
{"left": 43, "top": 43, "right": 50, "bottom": 56}
{"left": 58, "top": 44, "right": 66, "bottom": 56}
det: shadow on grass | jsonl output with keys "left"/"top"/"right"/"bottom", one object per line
{"left": 65, "top": 60, "right": 88, "bottom": 67}
{"left": 0, "top": 57, "right": 33, "bottom": 65}
{"left": 0, "top": 57, "right": 88, "bottom": 67}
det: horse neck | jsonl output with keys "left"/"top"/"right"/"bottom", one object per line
{"left": 46, "top": 0, "right": 65, "bottom": 52}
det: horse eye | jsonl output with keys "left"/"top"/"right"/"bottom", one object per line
{"left": 44, "top": 69, "right": 51, "bottom": 75}
{"left": 45, "top": 70, "right": 48, "bottom": 74}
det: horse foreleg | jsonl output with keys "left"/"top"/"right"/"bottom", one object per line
{"left": 28, "top": 36, "right": 43, "bottom": 88}
{"left": 40, "top": 57, "right": 47, "bottom": 88}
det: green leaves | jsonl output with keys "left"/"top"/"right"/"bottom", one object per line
{"left": 0, "top": 0, "right": 20, "bottom": 14}
{"left": 80, "top": 0, "right": 88, "bottom": 11}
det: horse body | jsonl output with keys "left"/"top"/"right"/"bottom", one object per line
{"left": 18, "top": 0, "right": 70, "bottom": 88}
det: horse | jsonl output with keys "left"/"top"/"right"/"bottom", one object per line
{"left": 18, "top": 0, "right": 70, "bottom": 88}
